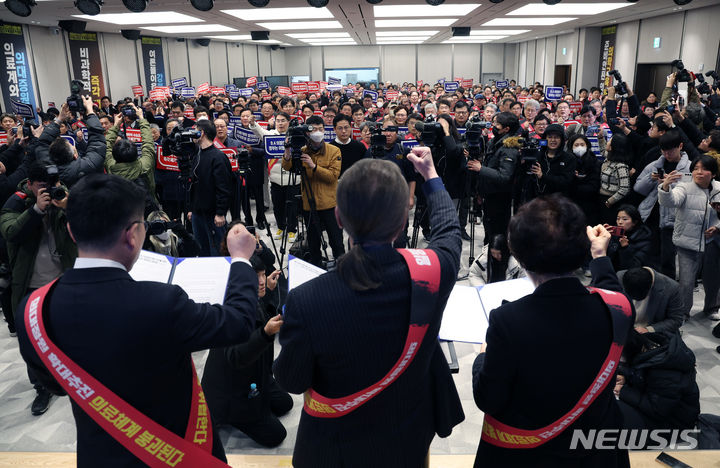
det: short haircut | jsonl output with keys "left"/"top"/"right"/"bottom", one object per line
{"left": 49, "top": 138, "right": 74, "bottom": 165}
{"left": 622, "top": 267, "right": 653, "bottom": 301}
{"left": 408, "top": 112, "right": 424, "bottom": 122}
{"left": 280, "top": 97, "right": 295, "bottom": 108}
{"left": 454, "top": 100, "right": 469, "bottom": 110}
{"left": 708, "top": 130, "right": 720, "bottom": 151}
{"left": 690, "top": 154, "right": 719, "bottom": 176}
{"left": 616, "top": 204, "right": 642, "bottom": 226}
{"left": 437, "top": 98, "right": 452, "bottom": 108}
{"left": 508, "top": 194, "right": 589, "bottom": 274}
{"left": 580, "top": 105, "right": 596, "bottom": 116}
{"left": 193, "top": 106, "right": 209, "bottom": 117}
{"left": 196, "top": 119, "right": 217, "bottom": 141}
{"left": 351, "top": 104, "right": 364, "bottom": 115}
{"left": 333, "top": 114, "right": 352, "bottom": 127}
{"left": 495, "top": 112, "right": 519, "bottom": 134}
{"left": 275, "top": 111, "right": 291, "bottom": 121}
{"left": 113, "top": 138, "right": 138, "bottom": 163}
{"left": 67, "top": 174, "right": 146, "bottom": 250}
{"left": 28, "top": 162, "right": 51, "bottom": 183}
{"left": 170, "top": 101, "right": 185, "bottom": 111}
{"left": 262, "top": 101, "right": 277, "bottom": 110}
{"left": 659, "top": 129, "right": 682, "bottom": 150}
{"left": 305, "top": 115, "right": 323, "bottom": 127}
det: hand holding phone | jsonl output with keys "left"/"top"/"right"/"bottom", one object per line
{"left": 607, "top": 226, "right": 625, "bottom": 237}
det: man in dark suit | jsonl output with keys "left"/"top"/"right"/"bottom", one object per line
{"left": 273, "top": 149, "right": 464, "bottom": 467}
{"left": 15, "top": 174, "right": 259, "bottom": 467}
{"left": 618, "top": 267, "right": 684, "bottom": 335}
{"left": 473, "top": 195, "right": 633, "bottom": 468}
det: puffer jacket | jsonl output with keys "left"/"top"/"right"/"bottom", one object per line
{"left": 608, "top": 224, "right": 653, "bottom": 271}
{"left": 657, "top": 179, "right": 720, "bottom": 252}
{"left": 476, "top": 133, "right": 520, "bottom": 195}
{"left": 468, "top": 245, "right": 525, "bottom": 287}
{"left": 634, "top": 152, "right": 691, "bottom": 227}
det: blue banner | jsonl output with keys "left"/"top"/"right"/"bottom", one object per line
{"left": 264, "top": 135, "right": 286, "bottom": 158}
{"left": 229, "top": 116, "right": 242, "bottom": 126}
{"left": 327, "top": 84, "right": 342, "bottom": 92}
{"left": 496, "top": 80, "right": 509, "bottom": 89}
{"left": 398, "top": 126, "right": 409, "bottom": 137}
{"left": 0, "top": 23, "right": 37, "bottom": 118}
{"left": 171, "top": 77, "right": 188, "bottom": 88}
{"left": 324, "top": 126, "right": 336, "bottom": 142}
{"left": 545, "top": 86, "right": 563, "bottom": 101}
{"left": 402, "top": 140, "right": 419, "bottom": 151}
{"left": 234, "top": 125, "right": 260, "bottom": 145}
{"left": 239, "top": 87, "right": 254, "bottom": 98}
{"left": 328, "top": 77, "right": 341, "bottom": 85}
{"left": 11, "top": 99, "right": 34, "bottom": 119}
{"left": 363, "top": 90, "right": 378, "bottom": 102}
{"left": 257, "top": 81, "right": 270, "bottom": 90}
{"left": 141, "top": 36, "right": 165, "bottom": 90}
{"left": 181, "top": 87, "right": 195, "bottom": 98}
{"left": 253, "top": 112, "right": 263, "bottom": 121}
{"left": 228, "top": 88, "right": 240, "bottom": 99}
{"left": 345, "top": 88, "right": 355, "bottom": 96}
{"left": 444, "top": 81, "right": 459, "bottom": 92}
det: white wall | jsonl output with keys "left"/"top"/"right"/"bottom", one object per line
{"left": 26, "top": 26, "right": 70, "bottom": 107}
{"left": 381, "top": 45, "right": 416, "bottom": 84}
{"left": 165, "top": 38, "right": 190, "bottom": 85}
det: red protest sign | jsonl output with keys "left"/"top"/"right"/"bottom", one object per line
{"left": 132, "top": 85, "right": 143, "bottom": 97}
{"left": 462, "top": 79, "right": 473, "bottom": 89}
{"left": 518, "top": 95, "right": 528, "bottom": 103}
{"left": 220, "top": 148, "right": 239, "bottom": 172}
{"left": 0, "top": 132, "right": 6, "bottom": 146}
{"left": 211, "top": 87, "right": 225, "bottom": 95}
{"left": 307, "top": 81, "right": 320, "bottom": 93}
{"left": 352, "top": 127, "right": 362, "bottom": 140}
{"left": 246, "top": 76, "right": 257, "bottom": 87}
{"left": 417, "top": 80, "right": 423, "bottom": 87}
{"left": 155, "top": 145, "right": 179, "bottom": 172}
{"left": 149, "top": 88, "right": 165, "bottom": 101}
{"left": 291, "top": 82, "right": 308, "bottom": 94}
{"left": 454, "top": 77, "right": 463, "bottom": 82}
{"left": 277, "top": 86, "right": 291, "bottom": 96}
{"left": 184, "top": 108, "right": 195, "bottom": 119}
{"left": 197, "top": 82, "right": 210, "bottom": 94}
{"left": 563, "top": 120, "right": 581, "bottom": 128}
{"left": 569, "top": 101, "right": 583, "bottom": 114}
{"left": 124, "top": 128, "right": 142, "bottom": 143}
{"left": 319, "top": 81, "right": 328, "bottom": 90}
{"left": 386, "top": 90, "right": 399, "bottom": 100}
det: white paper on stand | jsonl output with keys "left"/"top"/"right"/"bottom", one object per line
{"left": 439, "top": 285, "right": 488, "bottom": 343}
{"left": 288, "top": 255, "right": 326, "bottom": 291}
{"left": 478, "top": 277, "right": 536, "bottom": 318}
{"left": 171, "top": 257, "right": 232, "bottom": 305}
{"left": 129, "top": 250, "right": 174, "bottom": 283}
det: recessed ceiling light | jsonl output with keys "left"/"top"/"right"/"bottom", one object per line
{"left": 450, "top": 35, "right": 508, "bottom": 40}
{"left": 141, "top": 24, "right": 237, "bottom": 33}
{"left": 377, "top": 40, "right": 426, "bottom": 44}
{"left": 376, "top": 19, "right": 457, "bottom": 27}
{"left": 221, "top": 7, "right": 333, "bottom": 21}
{"left": 306, "top": 41, "right": 357, "bottom": 46}
{"left": 470, "top": 29, "right": 530, "bottom": 35}
{"left": 376, "top": 30, "right": 438, "bottom": 36}
{"left": 73, "top": 12, "right": 203, "bottom": 24}
{"left": 482, "top": 17, "right": 576, "bottom": 26}
{"left": 374, "top": 36, "right": 430, "bottom": 41}
{"left": 298, "top": 37, "right": 355, "bottom": 43}
{"left": 373, "top": 4, "right": 480, "bottom": 17}
{"left": 257, "top": 21, "right": 342, "bottom": 30}
{"left": 444, "top": 38, "right": 490, "bottom": 43}
{"left": 507, "top": 3, "right": 631, "bottom": 15}
{"left": 286, "top": 32, "right": 350, "bottom": 38}
{"left": 205, "top": 35, "right": 252, "bottom": 40}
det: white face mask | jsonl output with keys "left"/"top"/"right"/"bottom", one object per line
{"left": 309, "top": 131, "right": 324, "bottom": 143}
{"left": 573, "top": 145, "right": 587, "bottom": 156}
{"left": 155, "top": 230, "right": 170, "bottom": 241}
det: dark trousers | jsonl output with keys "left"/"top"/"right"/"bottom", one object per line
{"left": 245, "top": 183, "right": 267, "bottom": 226}
{"left": 192, "top": 212, "right": 225, "bottom": 257}
{"left": 660, "top": 226, "right": 676, "bottom": 279}
{"left": 232, "top": 379, "right": 292, "bottom": 448}
{"left": 270, "top": 183, "right": 300, "bottom": 232}
{"left": 482, "top": 194, "right": 512, "bottom": 245}
{"left": 303, "top": 208, "right": 345, "bottom": 267}
{"left": 459, "top": 197, "right": 469, "bottom": 230}
{"left": 1, "top": 283, "right": 13, "bottom": 334}
{"left": 22, "top": 287, "right": 44, "bottom": 392}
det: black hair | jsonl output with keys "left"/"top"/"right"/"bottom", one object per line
{"left": 170, "top": 101, "right": 185, "bottom": 111}
{"left": 635, "top": 113, "right": 652, "bottom": 135}
{"left": 487, "top": 234, "right": 511, "bottom": 284}
{"left": 616, "top": 204, "right": 642, "bottom": 229}
{"left": 533, "top": 114, "right": 551, "bottom": 125}
{"left": 495, "top": 111, "right": 520, "bottom": 134}
{"left": 261, "top": 101, "right": 277, "bottom": 110}
{"left": 659, "top": 129, "right": 682, "bottom": 150}
{"left": 508, "top": 194, "right": 589, "bottom": 274}
{"left": 437, "top": 114, "right": 460, "bottom": 141}
{"left": 302, "top": 104, "right": 314, "bottom": 115}
{"left": 275, "top": 111, "right": 291, "bottom": 121}
{"left": 193, "top": 106, "right": 209, "bottom": 118}
{"left": 333, "top": 114, "right": 352, "bottom": 127}
{"left": 708, "top": 130, "right": 720, "bottom": 151}
{"left": 196, "top": 119, "right": 216, "bottom": 141}
{"left": 48, "top": 137, "right": 74, "bottom": 165}
{"left": 454, "top": 100, "right": 469, "bottom": 110}
{"left": 249, "top": 254, "right": 265, "bottom": 273}
{"left": 580, "top": 105, "right": 596, "bottom": 116}
{"left": 690, "top": 154, "right": 719, "bottom": 177}
{"left": 113, "top": 138, "right": 138, "bottom": 163}
{"left": 67, "top": 174, "right": 146, "bottom": 250}
{"left": 28, "top": 162, "right": 51, "bottom": 183}
{"left": 351, "top": 104, "right": 364, "bottom": 115}
{"left": 280, "top": 97, "right": 295, "bottom": 109}
{"left": 217, "top": 109, "right": 231, "bottom": 119}
{"left": 607, "top": 132, "right": 631, "bottom": 164}
{"left": 622, "top": 267, "right": 653, "bottom": 301}
{"left": 408, "top": 112, "right": 424, "bottom": 122}
{"left": 437, "top": 98, "right": 452, "bottom": 109}
{"left": 305, "top": 115, "right": 323, "bottom": 127}
{"left": 653, "top": 114, "right": 671, "bottom": 132}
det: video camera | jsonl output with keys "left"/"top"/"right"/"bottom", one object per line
{"left": 414, "top": 116, "right": 444, "bottom": 147}
{"left": 464, "top": 116, "right": 489, "bottom": 160}
{"left": 671, "top": 60, "right": 693, "bottom": 83}
{"left": 370, "top": 123, "right": 386, "bottom": 158}
{"left": 699, "top": 70, "right": 719, "bottom": 94}
{"left": 147, "top": 219, "right": 185, "bottom": 236}
{"left": 66, "top": 80, "right": 86, "bottom": 114}
{"left": 235, "top": 146, "right": 251, "bottom": 176}
{"left": 44, "top": 165, "right": 67, "bottom": 201}
{"left": 608, "top": 69, "right": 628, "bottom": 96}
{"left": 518, "top": 138, "right": 547, "bottom": 174}
{"left": 286, "top": 120, "right": 315, "bottom": 173}
{"left": 121, "top": 105, "right": 138, "bottom": 120}
{"left": 163, "top": 126, "right": 201, "bottom": 178}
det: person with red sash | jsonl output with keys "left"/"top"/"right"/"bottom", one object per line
{"left": 472, "top": 195, "right": 634, "bottom": 468}
{"left": 14, "top": 174, "right": 260, "bottom": 467}
{"left": 273, "top": 149, "right": 464, "bottom": 467}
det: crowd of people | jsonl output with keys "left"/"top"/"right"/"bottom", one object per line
{"left": 1, "top": 70, "right": 720, "bottom": 465}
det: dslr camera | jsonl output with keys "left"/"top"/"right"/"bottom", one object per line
{"left": 608, "top": 70, "right": 628, "bottom": 96}
{"left": 122, "top": 105, "right": 138, "bottom": 120}
{"left": 369, "top": 123, "right": 387, "bottom": 158}
{"left": 415, "top": 116, "right": 444, "bottom": 147}
{"left": 671, "top": 60, "right": 693, "bottom": 83}
{"left": 66, "top": 80, "right": 86, "bottom": 114}
{"left": 44, "top": 165, "right": 67, "bottom": 201}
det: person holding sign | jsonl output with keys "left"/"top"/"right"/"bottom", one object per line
{"left": 274, "top": 150, "right": 464, "bottom": 468}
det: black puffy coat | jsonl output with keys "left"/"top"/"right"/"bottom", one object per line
{"left": 608, "top": 224, "right": 653, "bottom": 271}
{"left": 569, "top": 151, "right": 602, "bottom": 226}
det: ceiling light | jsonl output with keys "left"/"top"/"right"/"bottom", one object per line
{"left": 122, "top": 0, "right": 147, "bottom": 12}
{"left": 444, "top": 39, "right": 489, "bottom": 43}
{"left": 470, "top": 29, "right": 530, "bottom": 35}
{"left": 482, "top": 17, "right": 576, "bottom": 26}
{"left": 73, "top": 12, "right": 202, "bottom": 24}
{"left": 141, "top": 24, "right": 236, "bottom": 33}
{"left": 257, "top": 20, "right": 342, "bottom": 30}
{"left": 376, "top": 30, "right": 438, "bottom": 36}
{"left": 190, "top": 0, "right": 213, "bottom": 11}
{"left": 507, "top": 3, "right": 631, "bottom": 15}
{"left": 221, "top": 7, "right": 333, "bottom": 20}
{"left": 287, "top": 32, "right": 351, "bottom": 38}
{"left": 376, "top": 19, "right": 457, "bottom": 27}
{"left": 306, "top": 41, "right": 356, "bottom": 46}
{"left": 75, "top": 0, "right": 102, "bottom": 15}
{"left": 374, "top": 36, "right": 430, "bottom": 41}
{"left": 307, "top": 0, "right": 328, "bottom": 6}
{"left": 248, "top": 0, "right": 269, "bottom": 6}
{"left": 205, "top": 35, "right": 252, "bottom": 40}
{"left": 450, "top": 35, "right": 508, "bottom": 40}
{"left": 378, "top": 40, "right": 425, "bottom": 44}
{"left": 489, "top": 0, "right": 504, "bottom": 3}
{"left": 4, "top": 0, "right": 36, "bottom": 17}
{"left": 298, "top": 37, "right": 355, "bottom": 43}
{"left": 373, "top": 3, "right": 479, "bottom": 17}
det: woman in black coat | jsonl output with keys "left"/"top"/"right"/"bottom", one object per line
{"left": 201, "top": 255, "right": 292, "bottom": 448}
{"left": 568, "top": 134, "right": 602, "bottom": 226}
{"left": 607, "top": 204, "right": 653, "bottom": 271}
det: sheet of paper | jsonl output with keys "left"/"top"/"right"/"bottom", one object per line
{"left": 171, "top": 257, "right": 231, "bottom": 305}
{"left": 439, "top": 285, "right": 488, "bottom": 343}
{"left": 288, "top": 255, "right": 326, "bottom": 291}
{"left": 128, "top": 250, "right": 174, "bottom": 283}
{"left": 478, "top": 277, "right": 536, "bottom": 318}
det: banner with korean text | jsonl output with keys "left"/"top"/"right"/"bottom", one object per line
{"left": 141, "top": 36, "right": 165, "bottom": 91}
{"left": 0, "top": 23, "right": 37, "bottom": 117}
{"left": 598, "top": 25, "right": 617, "bottom": 93}
{"left": 68, "top": 32, "right": 106, "bottom": 103}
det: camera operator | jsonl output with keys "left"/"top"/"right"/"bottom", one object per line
{"left": 281, "top": 115, "right": 344, "bottom": 267}
{"left": 331, "top": 114, "right": 366, "bottom": 177}
{"left": 104, "top": 103, "right": 159, "bottom": 215}
{"left": 467, "top": 112, "right": 521, "bottom": 244}
{"left": 36, "top": 96, "right": 106, "bottom": 188}
{"left": 143, "top": 210, "right": 200, "bottom": 258}
{"left": 188, "top": 119, "right": 234, "bottom": 256}
{"left": 0, "top": 162, "right": 76, "bottom": 416}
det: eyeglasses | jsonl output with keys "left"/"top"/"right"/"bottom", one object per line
{"left": 126, "top": 220, "right": 149, "bottom": 232}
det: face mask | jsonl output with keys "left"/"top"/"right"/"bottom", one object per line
{"left": 155, "top": 230, "right": 170, "bottom": 241}
{"left": 197, "top": 116, "right": 208, "bottom": 121}
{"left": 309, "top": 131, "right": 324, "bottom": 143}
{"left": 573, "top": 146, "right": 587, "bottom": 156}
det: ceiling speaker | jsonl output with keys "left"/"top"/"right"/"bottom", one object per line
{"left": 195, "top": 38, "right": 211, "bottom": 47}
{"left": 452, "top": 27, "right": 471, "bottom": 37}
{"left": 120, "top": 29, "right": 141, "bottom": 40}
{"left": 251, "top": 30, "right": 270, "bottom": 41}
{"left": 58, "top": 20, "right": 87, "bottom": 33}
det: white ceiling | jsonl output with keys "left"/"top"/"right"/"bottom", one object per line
{"left": 0, "top": 0, "right": 716, "bottom": 47}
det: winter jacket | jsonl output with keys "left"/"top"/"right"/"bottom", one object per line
{"left": 281, "top": 142, "right": 341, "bottom": 211}
{"left": 468, "top": 245, "right": 525, "bottom": 287}
{"left": 608, "top": 224, "right": 653, "bottom": 271}
{"left": 619, "top": 331, "right": 700, "bottom": 431}
{"left": 657, "top": 180, "right": 720, "bottom": 252}
{"left": 476, "top": 133, "right": 520, "bottom": 196}
{"left": 105, "top": 118, "right": 158, "bottom": 204}
{"left": 248, "top": 124, "right": 299, "bottom": 187}
{"left": 537, "top": 150, "right": 577, "bottom": 196}
{"left": 635, "top": 152, "right": 691, "bottom": 228}
{"left": 569, "top": 151, "right": 602, "bottom": 226}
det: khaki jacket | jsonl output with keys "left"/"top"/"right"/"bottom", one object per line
{"left": 282, "top": 143, "right": 341, "bottom": 211}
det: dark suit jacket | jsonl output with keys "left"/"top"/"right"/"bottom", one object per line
{"left": 15, "top": 262, "right": 258, "bottom": 468}
{"left": 273, "top": 178, "right": 465, "bottom": 468}
{"left": 472, "top": 256, "right": 633, "bottom": 468}
{"left": 617, "top": 268, "right": 684, "bottom": 335}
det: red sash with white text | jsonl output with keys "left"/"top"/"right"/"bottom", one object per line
{"left": 303, "top": 248, "right": 441, "bottom": 418}
{"left": 480, "top": 287, "right": 632, "bottom": 449}
{"left": 24, "top": 280, "right": 229, "bottom": 467}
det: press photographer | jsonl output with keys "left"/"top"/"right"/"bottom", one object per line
{"left": 143, "top": 210, "right": 200, "bottom": 258}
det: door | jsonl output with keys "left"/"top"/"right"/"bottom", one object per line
{"left": 554, "top": 65, "right": 571, "bottom": 88}
{"left": 635, "top": 64, "right": 673, "bottom": 103}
